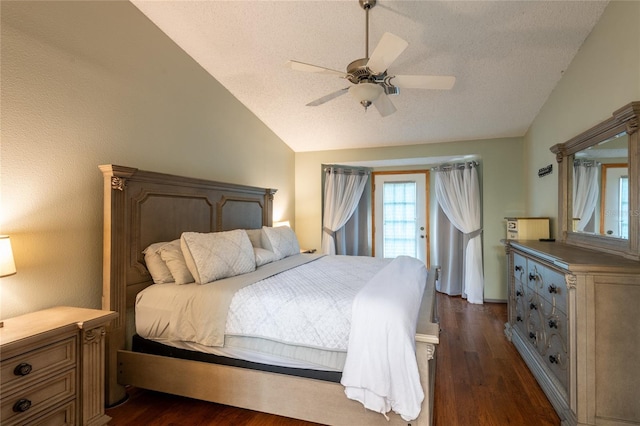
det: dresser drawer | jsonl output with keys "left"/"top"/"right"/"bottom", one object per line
{"left": 544, "top": 332, "right": 569, "bottom": 392}
{"left": 524, "top": 300, "right": 546, "bottom": 354}
{"left": 525, "top": 260, "right": 567, "bottom": 314}
{"left": 33, "top": 400, "right": 76, "bottom": 426}
{"left": 544, "top": 310, "right": 567, "bottom": 344}
{"left": 1, "top": 336, "right": 77, "bottom": 395}
{"left": 539, "top": 268, "right": 567, "bottom": 314}
{"left": 1, "top": 369, "right": 76, "bottom": 426}
{"left": 513, "top": 253, "right": 527, "bottom": 282}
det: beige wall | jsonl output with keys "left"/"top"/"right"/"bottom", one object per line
{"left": 3, "top": 1, "right": 634, "bottom": 319}
{"left": 524, "top": 0, "right": 640, "bottom": 233}
{"left": 295, "top": 137, "right": 524, "bottom": 301}
{"left": 0, "top": 1, "right": 294, "bottom": 319}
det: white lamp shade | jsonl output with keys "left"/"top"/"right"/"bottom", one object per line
{"left": 0, "top": 235, "right": 16, "bottom": 277}
{"left": 349, "top": 82, "right": 383, "bottom": 104}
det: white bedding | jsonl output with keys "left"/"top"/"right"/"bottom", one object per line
{"left": 341, "top": 255, "right": 427, "bottom": 421}
{"left": 226, "top": 254, "right": 389, "bottom": 350}
{"left": 136, "top": 254, "right": 390, "bottom": 369}
{"left": 135, "top": 253, "right": 428, "bottom": 420}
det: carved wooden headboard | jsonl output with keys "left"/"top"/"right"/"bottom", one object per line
{"left": 99, "top": 164, "right": 275, "bottom": 403}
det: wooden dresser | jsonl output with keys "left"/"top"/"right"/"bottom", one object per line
{"left": 0, "top": 307, "right": 117, "bottom": 426}
{"left": 504, "top": 240, "right": 640, "bottom": 426}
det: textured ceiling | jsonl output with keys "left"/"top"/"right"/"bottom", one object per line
{"left": 131, "top": 0, "right": 608, "bottom": 153}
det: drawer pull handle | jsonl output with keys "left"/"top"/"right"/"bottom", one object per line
{"left": 529, "top": 332, "right": 536, "bottom": 340}
{"left": 13, "top": 398, "right": 32, "bottom": 413}
{"left": 516, "top": 290, "right": 523, "bottom": 297}
{"left": 548, "top": 319, "right": 558, "bottom": 329}
{"left": 548, "top": 284, "right": 558, "bottom": 294}
{"left": 515, "top": 265, "right": 523, "bottom": 272}
{"left": 549, "top": 354, "right": 559, "bottom": 364}
{"left": 529, "top": 273, "right": 537, "bottom": 281}
{"left": 13, "top": 363, "right": 33, "bottom": 377}
{"left": 529, "top": 303, "right": 537, "bottom": 310}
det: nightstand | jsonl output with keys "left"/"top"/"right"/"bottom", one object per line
{"left": 0, "top": 307, "right": 117, "bottom": 426}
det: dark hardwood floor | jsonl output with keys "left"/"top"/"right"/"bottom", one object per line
{"left": 106, "top": 292, "right": 560, "bottom": 425}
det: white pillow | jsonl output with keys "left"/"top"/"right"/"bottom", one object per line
{"left": 261, "top": 226, "right": 300, "bottom": 260}
{"left": 254, "top": 247, "right": 277, "bottom": 267}
{"left": 143, "top": 242, "right": 175, "bottom": 284}
{"left": 181, "top": 229, "right": 256, "bottom": 284}
{"left": 158, "top": 240, "right": 194, "bottom": 285}
{"left": 245, "top": 229, "right": 263, "bottom": 248}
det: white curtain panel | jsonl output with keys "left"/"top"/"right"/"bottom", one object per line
{"left": 573, "top": 161, "right": 599, "bottom": 232}
{"left": 435, "top": 164, "right": 484, "bottom": 304}
{"left": 322, "top": 168, "right": 369, "bottom": 255}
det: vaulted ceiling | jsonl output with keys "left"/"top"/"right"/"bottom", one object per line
{"left": 131, "top": 0, "right": 608, "bottom": 152}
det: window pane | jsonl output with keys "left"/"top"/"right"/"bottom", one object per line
{"left": 619, "top": 176, "right": 629, "bottom": 239}
{"left": 382, "top": 181, "right": 417, "bottom": 258}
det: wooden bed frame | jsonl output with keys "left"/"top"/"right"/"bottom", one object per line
{"left": 100, "top": 164, "right": 440, "bottom": 426}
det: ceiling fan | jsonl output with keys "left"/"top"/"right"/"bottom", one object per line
{"left": 286, "top": 0, "right": 456, "bottom": 117}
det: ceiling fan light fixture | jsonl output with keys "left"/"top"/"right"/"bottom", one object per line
{"left": 349, "top": 82, "right": 383, "bottom": 110}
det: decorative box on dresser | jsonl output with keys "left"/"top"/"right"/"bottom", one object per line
{"left": 0, "top": 307, "right": 117, "bottom": 426}
{"left": 505, "top": 217, "right": 550, "bottom": 240}
{"left": 504, "top": 240, "right": 640, "bottom": 426}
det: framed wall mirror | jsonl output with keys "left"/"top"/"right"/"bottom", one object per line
{"left": 551, "top": 101, "right": 639, "bottom": 260}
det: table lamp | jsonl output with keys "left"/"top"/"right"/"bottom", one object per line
{"left": 0, "top": 235, "right": 17, "bottom": 328}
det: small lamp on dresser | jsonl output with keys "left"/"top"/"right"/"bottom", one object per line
{"left": 0, "top": 235, "right": 17, "bottom": 328}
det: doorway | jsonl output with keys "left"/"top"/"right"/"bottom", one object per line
{"left": 372, "top": 171, "right": 429, "bottom": 266}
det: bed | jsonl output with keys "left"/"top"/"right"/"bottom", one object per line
{"left": 100, "top": 164, "right": 440, "bottom": 426}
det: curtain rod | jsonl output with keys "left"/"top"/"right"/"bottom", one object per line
{"left": 323, "top": 165, "right": 371, "bottom": 175}
{"left": 573, "top": 159, "right": 600, "bottom": 167}
{"left": 431, "top": 161, "right": 479, "bottom": 172}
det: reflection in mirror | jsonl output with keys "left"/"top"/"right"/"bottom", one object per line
{"left": 571, "top": 132, "right": 628, "bottom": 238}
{"left": 551, "top": 101, "right": 639, "bottom": 259}
{"left": 601, "top": 163, "right": 629, "bottom": 238}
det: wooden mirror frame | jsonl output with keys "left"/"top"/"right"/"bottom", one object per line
{"left": 550, "top": 101, "right": 639, "bottom": 260}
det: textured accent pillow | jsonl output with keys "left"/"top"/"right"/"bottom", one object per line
{"left": 254, "top": 247, "right": 277, "bottom": 267}
{"left": 245, "top": 229, "right": 263, "bottom": 248}
{"left": 261, "top": 226, "right": 300, "bottom": 260}
{"left": 143, "top": 242, "right": 175, "bottom": 284}
{"left": 181, "top": 229, "right": 256, "bottom": 284}
{"left": 158, "top": 240, "right": 194, "bottom": 285}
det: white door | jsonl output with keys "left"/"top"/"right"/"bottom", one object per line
{"left": 373, "top": 172, "right": 429, "bottom": 265}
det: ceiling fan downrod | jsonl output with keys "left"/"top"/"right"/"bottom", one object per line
{"left": 360, "top": 0, "right": 376, "bottom": 59}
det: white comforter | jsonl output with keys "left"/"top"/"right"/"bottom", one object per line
{"left": 341, "top": 255, "right": 428, "bottom": 421}
{"left": 226, "top": 255, "right": 389, "bottom": 350}
{"left": 137, "top": 253, "right": 428, "bottom": 421}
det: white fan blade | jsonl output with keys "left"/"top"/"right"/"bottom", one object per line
{"left": 286, "top": 60, "right": 347, "bottom": 78}
{"left": 391, "top": 75, "right": 456, "bottom": 90}
{"left": 306, "top": 87, "right": 349, "bottom": 107}
{"left": 373, "top": 93, "right": 397, "bottom": 117}
{"left": 366, "top": 32, "right": 409, "bottom": 74}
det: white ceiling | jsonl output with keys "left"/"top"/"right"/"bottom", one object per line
{"left": 131, "top": 0, "right": 608, "bottom": 153}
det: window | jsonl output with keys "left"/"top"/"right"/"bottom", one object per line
{"left": 382, "top": 181, "right": 417, "bottom": 258}
{"left": 619, "top": 176, "right": 629, "bottom": 239}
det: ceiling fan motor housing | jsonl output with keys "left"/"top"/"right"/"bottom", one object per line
{"left": 347, "top": 58, "right": 400, "bottom": 95}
